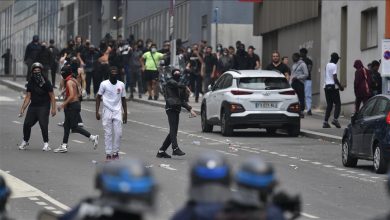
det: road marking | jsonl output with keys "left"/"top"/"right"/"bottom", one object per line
{"left": 53, "top": 210, "right": 64, "bottom": 215}
{"left": 323, "top": 165, "right": 334, "bottom": 168}
{"left": 159, "top": 164, "right": 177, "bottom": 171}
{"left": 118, "top": 151, "right": 126, "bottom": 155}
{"left": 36, "top": 201, "right": 48, "bottom": 206}
{"left": 300, "top": 159, "right": 310, "bottom": 162}
{"left": 12, "top": 121, "right": 22, "bottom": 124}
{"left": 240, "top": 148, "right": 260, "bottom": 154}
{"left": 289, "top": 156, "right": 298, "bottom": 159}
{"left": 44, "top": 206, "right": 56, "bottom": 210}
{"left": 28, "top": 197, "right": 39, "bottom": 201}
{"left": 216, "top": 150, "right": 239, "bottom": 156}
{"left": 301, "top": 212, "right": 320, "bottom": 219}
{"left": 0, "top": 170, "right": 70, "bottom": 211}
{"left": 311, "top": 162, "right": 322, "bottom": 165}
{"left": 72, "top": 140, "right": 85, "bottom": 144}
{"left": 334, "top": 168, "right": 346, "bottom": 171}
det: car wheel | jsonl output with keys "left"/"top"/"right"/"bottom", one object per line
{"left": 266, "top": 128, "right": 276, "bottom": 134}
{"left": 287, "top": 123, "right": 300, "bottom": 137}
{"left": 373, "top": 144, "right": 387, "bottom": 174}
{"left": 221, "top": 110, "right": 233, "bottom": 136}
{"left": 201, "top": 106, "right": 213, "bottom": 133}
{"left": 341, "top": 136, "right": 358, "bottom": 167}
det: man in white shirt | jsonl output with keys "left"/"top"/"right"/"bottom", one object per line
{"left": 96, "top": 66, "right": 127, "bottom": 161}
{"left": 323, "top": 53, "right": 344, "bottom": 128}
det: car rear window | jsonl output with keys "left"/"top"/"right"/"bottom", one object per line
{"left": 238, "top": 77, "right": 290, "bottom": 90}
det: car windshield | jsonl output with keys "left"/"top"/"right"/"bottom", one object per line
{"left": 238, "top": 77, "right": 290, "bottom": 90}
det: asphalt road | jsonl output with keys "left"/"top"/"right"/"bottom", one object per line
{"left": 0, "top": 84, "right": 389, "bottom": 220}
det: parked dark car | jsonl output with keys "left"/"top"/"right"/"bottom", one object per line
{"left": 342, "top": 95, "right": 390, "bottom": 173}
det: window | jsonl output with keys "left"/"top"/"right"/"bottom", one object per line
{"left": 361, "top": 7, "right": 378, "bottom": 50}
{"left": 371, "top": 98, "right": 390, "bottom": 116}
{"left": 238, "top": 77, "right": 290, "bottom": 90}
{"left": 360, "top": 98, "right": 377, "bottom": 118}
{"left": 214, "top": 75, "right": 227, "bottom": 91}
{"left": 222, "top": 75, "right": 233, "bottom": 89}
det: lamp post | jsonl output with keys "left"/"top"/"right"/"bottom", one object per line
{"left": 214, "top": 7, "right": 219, "bottom": 49}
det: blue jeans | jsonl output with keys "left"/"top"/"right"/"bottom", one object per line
{"left": 305, "top": 80, "right": 312, "bottom": 111}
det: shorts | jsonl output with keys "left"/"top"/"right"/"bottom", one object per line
{"left": 144, "top": 70, "right": 159, "bottom": 82}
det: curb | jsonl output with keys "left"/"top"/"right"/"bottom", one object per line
{"left": 2, "top": 79, "right": 342, "bottom": 143}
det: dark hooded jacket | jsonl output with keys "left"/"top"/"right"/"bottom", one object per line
{"left": 353, "top": 60, "right": 372, "bottom": 98}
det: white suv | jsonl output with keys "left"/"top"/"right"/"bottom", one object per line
{"left": 201, "top": 70, "right": 301, "bottom": 136}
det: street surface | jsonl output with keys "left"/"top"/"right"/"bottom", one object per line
{"left": 0, "top": 84, "right": 389, "bottom": 220}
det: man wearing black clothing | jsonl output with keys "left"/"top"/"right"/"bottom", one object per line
{"left": 83, "top": 45, "right": 101, "bottom": 98}
{"left": 24, "top": 35, "right": 42, "bottom": 81}
{"left": 36, "top": 41, "right": 52, "bottom": 79}
{"left": 48, "top": 40, "right": 60, "bottom": 88}
{"left": 187, "top": 44, "right": 203, "bottom": 103}
{"left": 233, "top": 44, "right": 249, "bottom": 70}
{"left": 18, "top": 63, "right": 56, "bottom": 151}
{"left": 247, "top": 46, "right": 261, "bottom": 70}
{"left": 60, "top": 40, "right": 77, "bottom": 63}
{"left": 156, "top": 69, "right": 196, "bottom": 158}
{"left": 159, "top": 40, "right": 171, "bottom": 66}
{"left": 370, "top": 60, "right": 382, "bottom": 96}
{"left": 203, "top": 46, "right": 217, "bottom": 93}
{"left": 265, "top": 51, "right": 290, "bottom": 80}
{"left": 1, "top": 49, "right": 11, "bottom": 75}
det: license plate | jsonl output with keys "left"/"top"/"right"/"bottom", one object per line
{"left": 254, "top": 102, "right": 278, "bottom": 109}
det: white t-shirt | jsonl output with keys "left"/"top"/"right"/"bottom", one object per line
{"left": 324, "top": 62, "right": 337, "bottom": 87}
{"left": 98, "top": 80, "right": 126, "bottom": 112}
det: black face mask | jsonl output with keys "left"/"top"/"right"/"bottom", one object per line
{"left": 109, "top": 74, "right": 118, "bottom": 84}
{"left": 33, "top": 72, "right": 45, "bottom": 87}
{"left": 173, "top": 74, "right": 181, "bottom": 82}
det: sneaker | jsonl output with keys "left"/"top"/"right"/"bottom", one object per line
{"left": 90, "top": 135, "right": 99, "bottom": 150}
{"left": 18, "top": 141, "right": 29, "bottom": 150}
{"left": 156, "top": 151, "right": 172, "bottom": 158}
{"left": 307, "top": 110, "right": 312, "bottom": 116}
{"left": 138, "top": 94, "right": 142, "bottom": 99}
{"left": 129, "top": 94, "right": 134, "bottom": 100}
{"left": 53, "top": 144, "right": 68, "bottom": 153}
{"left": 42, "top": 142, "right": 51, "bottom": 151}
{"left": 154, "top": 96, "right": 158, "bottom": 100}
{"left": 322, "top": 122, "right": 331, "bottom": 128}
{"left": 106, "top": 154, "right": 113, "bottom": 162}
{"left": 78, "top": 122, "right": 84, "bottom": 127}
{"left": 332, "top": 119, "right": 341, "bottom": 128}
{"left": 57, "top": 121, "right": 64, "bottom": 127}
{"left": 112, "top": 152, "right": 119, "bottom": 160}
{"left": 300, "top": 112, "right": 305, "bottom": 118}
{"left": 172, "top": 147, "right": 185, "bottom": 156}
{"left": 195, "top": 97, "right": 199, "bottom": 103}
{"left": 148, "top": 96, "right": 152, "bottom": 100}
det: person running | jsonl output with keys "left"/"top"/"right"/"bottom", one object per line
{"left": 18, "top": 63, "right": 57, "bottom": 151}
{"left": 54, "top": 66, "right": 99, "bottom": 153}
{"left": 96, "top": 66, "right": 127, "bottom": 161}
{"left": 156, "top": 69, "right": 196, "bottom": 158}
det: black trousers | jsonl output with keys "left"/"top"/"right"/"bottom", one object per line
{"left": 160, "top": 109, "right": 180, "bottom": 151}
{"left": 324, "top": 85, "right": 341, "bottom": 122}
{"left": 23, "top": 105, "right": 50, "bottom": 142}
{"left": 63, "top": 102, "right": 90, "bottom": 144}
{"left": 85, "top": 71, "right": 98, "bottom": 95}
{"left": 190, "top": 74, "right": 202, "bottom": 98}
{"left": 50, "top": 63, "right": 58, "bottom": 87}
{"left": 291, "top": 80, "right": 305, "bottom": 113}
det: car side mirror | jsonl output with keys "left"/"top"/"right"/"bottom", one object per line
{"left": 37, "top": 210, "right": 58, "bottom": 220}
{"left": 208, "top": 84, "right": 212, "bottom": 91}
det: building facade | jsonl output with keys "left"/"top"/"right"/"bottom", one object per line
{"left": 253, "top": 0, "right": 388, "bottom": 115}
{"left": 125, "top": 0, "right": 262, "bottom": 55}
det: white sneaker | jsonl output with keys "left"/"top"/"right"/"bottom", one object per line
{"left": 78, "top": 122, "right": 84, "bottom": 127}
{"left": 53, "top": 144, "right": 68, "bottom": 153}
{"left": 90, "top": 135, "right": 99, "bottom": 150}
{"left": 18, "top": 141, "right": 29, "bottom": 150}
{"left": 57, "top": 121, "right": 64, "bottom": 127}
{"left": 42, "top": 142, "right": 51, "bottom": 151}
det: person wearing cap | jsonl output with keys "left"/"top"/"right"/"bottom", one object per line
{"left": 323, "top": 52, "right": 344, "bottom": 128}
{"left": 18, "top": 63, "right": 57, "bottom": 151}
{"left": 247, "top": 45, "right": 261, "bottom": 70}
{"left": 83, "top": 44, "right": 101, "bottom": 99}
{"left": 172, "top": 152, "right": 231, "bottom": 220}
{"left": 299, "top": 48, "right": 313, "bottom": 116}
{"left": 48, "top": 39, "right": 60, "bottom": 88}
{"left": 24, "top": 35, "right": 42, "bottom": 81}
{"left": 96, "top": 66, "right": 127, "bottom": 161}
{"left": 58, "top": 159, "right": 157, "bottom": 220}
{"left": 156, "top": 69, "right": 197, "bottom": 158}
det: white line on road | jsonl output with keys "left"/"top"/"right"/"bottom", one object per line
{"left": 53, "top": 210, "right": 64, "bottom": 215}
{"left": 323, "top": 165, "right": 334, "bottom": 168}
{"left": 0, "top": 170, "right": 70, "bottom": 211}
{"left": 12, "top": 121, "right": 22, "bottom": 124}
{"left": 44, "top": 206, "right": 56, "bottom": 210}
{"left": 159, "top": 164, "right": 177, "bottom": 171}
{"left": 301, "top": 212, "right": 320, "bottom": 219}
{"left": 216, "top": 150, "right": 239, "bottom": 156}
{"left": 36, "top": 201, "right": 48, "bottom": 206}
{"left": 28, "top": 197, "right": 39, "bottom": 201}
{"left": 311, "top": 162, "right": 322, "bottom": 165}
{"left": 71, "top": 140, "right": 85, "bottom": 144}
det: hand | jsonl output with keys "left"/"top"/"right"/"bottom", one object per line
{"left": 339, "top": 85, "right": 344, "bottom": 91}
{"left": 122, "top": 113, "right": 127, "bottom": 124}
{"left": 51, "top": 108, "right": 56, "bottom": 117}
{"left": 18, "top": 111, "right": 24, "bottom": 118}
{"left": 57, "top": 104, "right": 64, "bottom": 112}
{"left": 190, "top": 110, "right": 197, "bottom": 118}
{"left": 96, "top": 112, "right": 101, "bottom": 120}
{"left": 141, "top": 66, "right": 145, "bottom": 72}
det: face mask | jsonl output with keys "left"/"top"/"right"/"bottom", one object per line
{"left": 33, "top": 72, "right": 45, "bottom": 87}
{"left": 223, "top": 52, "right": 228, "bottom": 56}
{"left": 109, "top": 74, "right": 118, "bottom": 84}
{"left": 151, "top": 48, "right": 157, "bottom": 53}
{"left": 138, "top": 43, "right": 143, "bottom": 47}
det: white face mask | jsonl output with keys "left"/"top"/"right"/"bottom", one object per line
{"left": 151, "top": 48, "right": 157, "bottom": 53}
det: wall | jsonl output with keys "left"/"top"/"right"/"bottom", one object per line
{"left": 321, "top": 0, "right": 386, "bottom": 115}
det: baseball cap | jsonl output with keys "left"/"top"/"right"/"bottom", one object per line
{"left": 248, "top": 45, "right": 255, "bottom": 50}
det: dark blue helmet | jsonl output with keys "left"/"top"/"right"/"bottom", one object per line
{"left": 189, "top": 152, "right": 231, "bottom": 203}
{"left": 95, "top": 160, "right": 156, "bottom": 212}
{"left": 0, "top": 175, "right": 11, "bottom": 212}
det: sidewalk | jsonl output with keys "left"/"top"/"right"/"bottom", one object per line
{"left": 0, "top": 77, "right": 347, "bottom": 143}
